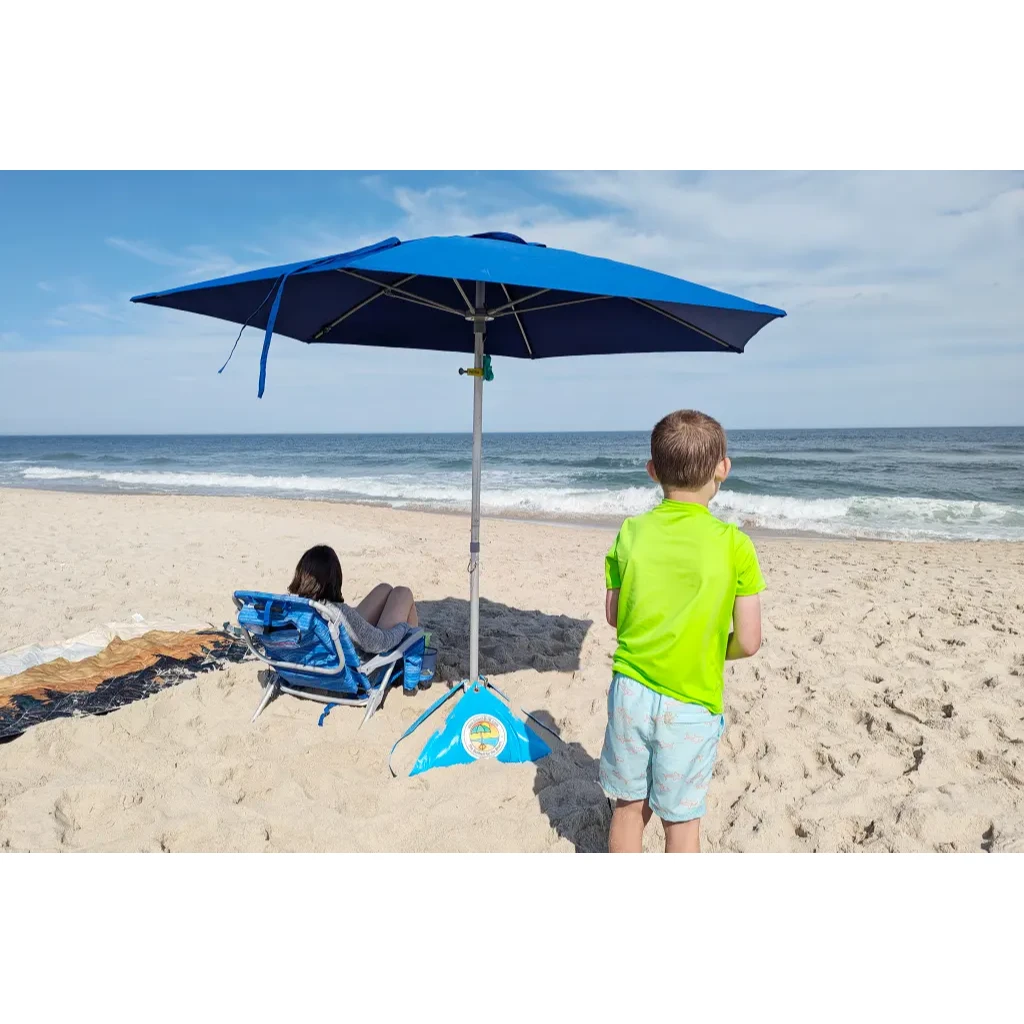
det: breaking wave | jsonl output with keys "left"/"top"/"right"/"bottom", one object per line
{"left": 14, "top": 464, "right": 1024, "bottom": 539}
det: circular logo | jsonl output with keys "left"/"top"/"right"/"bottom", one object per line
{"left": 461, "top": 714, "right": 508, "bottom": 759}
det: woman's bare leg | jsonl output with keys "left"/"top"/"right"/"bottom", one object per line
{"left": 377, "top": 585, "right": 418, "bottom": 629}
{"left": 355, "top": 583, "right": 393, "bottom": 626}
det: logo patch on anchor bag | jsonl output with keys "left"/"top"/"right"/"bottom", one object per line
{"left": 461, "top": 714, "right": 507, "bottom": 759}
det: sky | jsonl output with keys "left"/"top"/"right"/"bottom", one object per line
{"left": 1, "top": 170, "right": 1021, "bottom": 434}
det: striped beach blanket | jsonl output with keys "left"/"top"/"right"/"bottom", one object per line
{"left": 0, "top": 630, "right": 249, "bottom": 741}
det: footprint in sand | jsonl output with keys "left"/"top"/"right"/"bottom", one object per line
{"left": 981, "top": 824, "right": 996, "bottom": 852}
{"left": 53, "top": 794, "right": 78, "bottom": 846}
{"left": 903, "top": 745, "right": 925, "bottom": 775}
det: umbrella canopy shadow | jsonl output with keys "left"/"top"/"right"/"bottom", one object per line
{"left": 416, "top": 597, "right": 592, "bottom": 683}
{"left": 527, "top": 709, "right": 611, "bottom": 853}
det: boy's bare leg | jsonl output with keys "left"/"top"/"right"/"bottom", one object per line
{"left": 663, "top": 818, "right": 701, "bottom": 853}
{"left": 608, "top": 799, "right": 653, "bottom": 853}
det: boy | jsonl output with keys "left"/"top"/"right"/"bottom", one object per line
{"left": 601, "top": 410, "right": 765, "bottom": 853}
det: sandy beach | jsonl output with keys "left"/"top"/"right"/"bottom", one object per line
{"left": 1, "top": 486, "right": 1023, "bottom": 853}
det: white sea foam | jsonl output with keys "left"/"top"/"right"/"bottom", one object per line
{"left": 21, "top": 467, "right": 95, "bottom": 480}
{"left": 397, "top": 484, "right": 659, "bottom": 519}
{"left": 22, "top": 466, "right": 373, "bottom": 491}
{"left": 19, "top": 465, "right": 656, "bottom": 514}
{"left": 712, "top": 490, "right": 1024, "bottom": 540}
{"left": 16, "top": 466, "right": 1024, "bottom": 540}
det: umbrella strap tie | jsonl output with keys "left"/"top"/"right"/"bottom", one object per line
{"left": 257, "top": 274, "right": 290, "bottom": 398}
{"left": 217, "top": 279, "right": 280, "bottom": 376}
{"left": 253, "top": 250, "right": 356, "bottom": 398}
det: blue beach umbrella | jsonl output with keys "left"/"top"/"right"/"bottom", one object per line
{"left": 132, "top": 232, "right": 785, "bottom": 774}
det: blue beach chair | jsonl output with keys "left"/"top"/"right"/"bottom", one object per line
{"left": 233, "top": 591, "right": 431, "bottom": 725}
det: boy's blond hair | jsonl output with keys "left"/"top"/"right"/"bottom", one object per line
{"left": 650, "top": 410, "right": 727, "bottom": 489}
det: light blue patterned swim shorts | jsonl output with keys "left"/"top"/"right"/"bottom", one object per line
{"left": 599, "top": 673, "right": 726, "bottom": 823}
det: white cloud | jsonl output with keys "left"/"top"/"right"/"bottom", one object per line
{"left": 106, "top": 236, "right": 251, "bottom": 281}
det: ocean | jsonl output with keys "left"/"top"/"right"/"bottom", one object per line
{"left": 2, "top": 428, "right": 1023, "bottom": 541}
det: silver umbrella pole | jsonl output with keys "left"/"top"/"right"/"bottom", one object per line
{"left": 389, "top": 282, "right": 556, "bottom": 776}
{"left": 468, "top": 280, "right": 486, "bottom": 683}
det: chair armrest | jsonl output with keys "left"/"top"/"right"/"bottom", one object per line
{"left": 359, "top": 628, "right": 425, "bottom": 675}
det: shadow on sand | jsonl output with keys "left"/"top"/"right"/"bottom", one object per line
{"left": 416, "top": 597, "right": 591, "bottom": 683}
{"left": 411, "top": 597, "right": 610, "bottom": 852}
{"left": 527, "top": 709, "right": 611, "bottom": 853}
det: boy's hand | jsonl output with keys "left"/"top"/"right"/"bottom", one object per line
{"left": 726, "top": 594, "right": 762, "bottom": 659}
{"left": 605, "top": 588, "right": 620, "bottom": 629}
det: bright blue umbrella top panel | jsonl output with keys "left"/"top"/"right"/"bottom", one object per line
{"left": 131, "top": 232, "right": 785, "bottom": 361}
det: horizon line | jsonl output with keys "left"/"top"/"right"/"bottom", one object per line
{"left": 2, "top": 424, "right": 1023, "bottom": 439}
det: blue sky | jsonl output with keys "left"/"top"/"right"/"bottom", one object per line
{"left": 1, "top": 170, "right": 1021, "bottom": 434}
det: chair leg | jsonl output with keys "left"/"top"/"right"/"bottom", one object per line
{"left": 359, "top": 664, "right": 396, "bottom": 729}
{"left": 251, "top": 677, "right": 279, "bottom": 722}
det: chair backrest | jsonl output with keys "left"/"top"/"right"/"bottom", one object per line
{"left": 233, "top": 591, "right": 361, "bottom": 677}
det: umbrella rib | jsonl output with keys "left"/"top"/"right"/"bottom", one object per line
{"left": 388, "top": 291, "right": 471, "bottom": 315}
{"left": 501, "top": 283, "right": 534, "bottom": 357}
{"left": 629, "top": 298, "right": 738, "bottom": 351}
{"left": 339, "top": 270, "right": 466, "bottom": 316}
{"left": 492, "top": 294, "right": 611, "bottom": 317}
{"left": 452, "top": 279, "right": 475, "bottom": 314}
{"left": 487, "top": 288, "right": 550, "bottom": 316}
{"left": 312, "top": 273, "right": 419, "bottom": 340}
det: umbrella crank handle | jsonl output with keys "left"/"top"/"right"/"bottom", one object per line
{"left": 458, "top": 354, "right": 494, "bottom": 381}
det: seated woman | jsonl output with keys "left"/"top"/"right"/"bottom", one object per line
{"left": 287, "top": 544, "right": 418, "bottom": 658}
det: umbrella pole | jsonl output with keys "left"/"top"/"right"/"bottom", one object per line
{"left": 386, "top": 280, "right": 551, "bottom": 775}
{"left": 468, "top": 281, "right": 486, "bottom": 683}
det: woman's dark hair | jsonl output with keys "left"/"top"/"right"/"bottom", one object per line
{"left": 288, "top": 545, "right": 343, "bottom": 603}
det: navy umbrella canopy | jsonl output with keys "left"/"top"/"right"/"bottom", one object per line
{"left": 132, "top": 231, "right": 785, "bottom": 770}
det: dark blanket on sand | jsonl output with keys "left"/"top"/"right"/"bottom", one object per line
{"left": 0, "top": 630, "right": 250, "bottom": 741}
